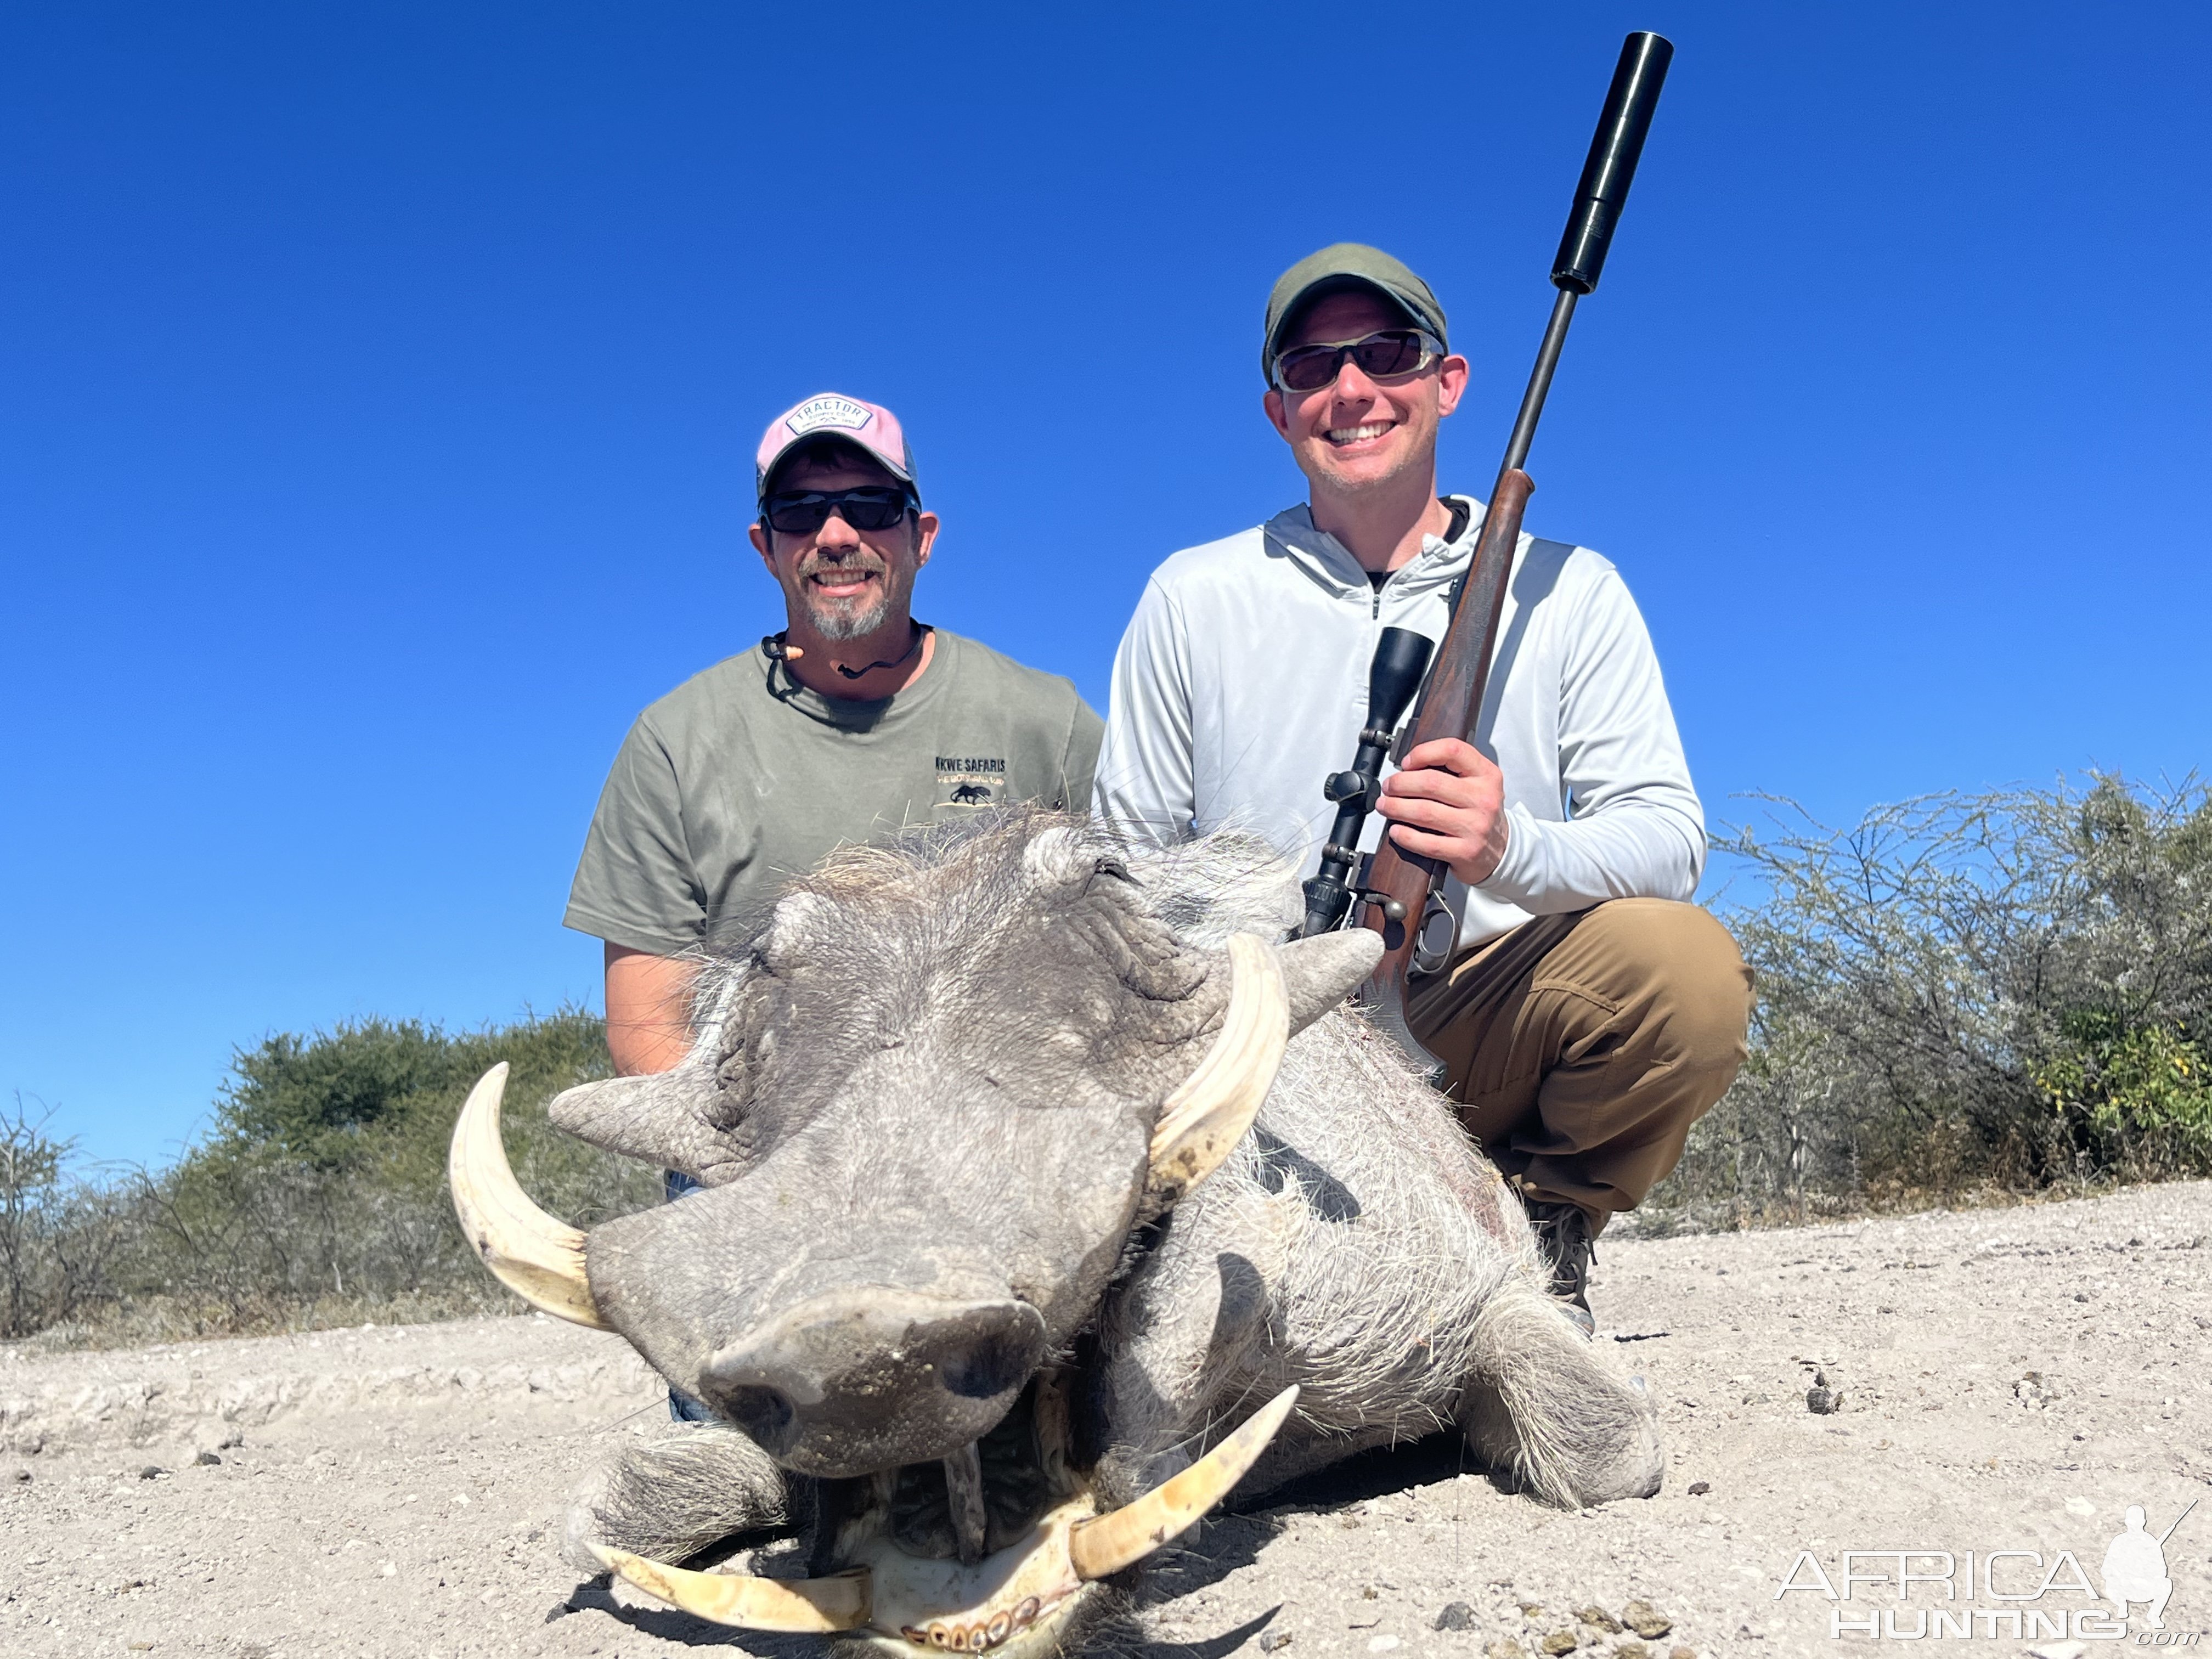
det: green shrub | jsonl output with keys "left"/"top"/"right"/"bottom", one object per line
{"left": 1651, "top": 775, "right": 2212, "bottom": 1224}
{"left": 19, "top": 1009, "right": 659, "bottom": 1345}
{"left": 2032, "top": 1011, "right": 2212, "bottom": 1158}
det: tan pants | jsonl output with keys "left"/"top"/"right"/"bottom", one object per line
{"left": 1407, "top": 899, "right": 1753, "bottom": 1234}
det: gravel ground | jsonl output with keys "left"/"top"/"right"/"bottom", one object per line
{"left": 3, "top": 1180, "right": 2207, "bottom": 1659}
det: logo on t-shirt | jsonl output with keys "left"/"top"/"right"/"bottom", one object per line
{"left": 786, "top": 396, "right": 875, "bottom": 436}
{"left": 937, "top": 754, "right": 1006, "bottom": 808}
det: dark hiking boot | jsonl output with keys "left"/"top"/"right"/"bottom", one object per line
{"left": 1521, "top": 1196, "right": 1597, "bottom": 1336}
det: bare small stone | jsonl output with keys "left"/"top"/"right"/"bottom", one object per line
{"left": 194, "top": 1451, "right": 221, "bottom": 1467}
{"left": 1616, "top": 1645, "right": 1649, "bottom": 1659}
{"left": 1485, "top": 1643, "right": 1523, "bottom": 1659}
{"left": 1577, "top": 1607, "right": 1622, "bottom": 1633}
{"left": 1669, "top": 1648, "right": 1696, "bottom": 1659}
{"left": 1435, "top": 1603, "right": 1479, "bottom": 1632}
{"left": 1541, "top": 1629, "right": 1579, "bottom": 1655}
{"left": 1686, "top": 1480, "right": 1711, "bottom": 1496}
{"left": 1259, "top": 1632, "right": 1294, "bottom": 1653}
{"left": 1805, "top": 1385, "right": 1840, "bottom": 1414}
{"left": 1518, "top": 1603, "right": 1547, "bottom": 1620}
{"left": 10, "top": 1469, "right": 29, "bottom": 1483}
{"left": 137, "top": 1465, "right": 165, "bottom": 1481}
{"left": 1623, "top": 1601, "right": 1673, "bottom": 1640}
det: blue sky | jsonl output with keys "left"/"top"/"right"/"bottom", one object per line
{"left": 4, "top": 2, "right": 2207, "bottom": 1165}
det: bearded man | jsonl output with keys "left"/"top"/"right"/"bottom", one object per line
{"left": 1095, "top": 247, "right": 1751, "bottom": 1330}
{"left": 568, "top": 390, "right": 1101, "bottom": 1101}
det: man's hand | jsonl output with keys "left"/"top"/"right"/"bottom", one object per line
{"left": 1375, "top": 738, "right": 1510, "bottom": 887}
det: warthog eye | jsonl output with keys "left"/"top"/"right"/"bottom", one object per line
{"left": 1091, "top": 856, "right": 1137, "bottom": 886}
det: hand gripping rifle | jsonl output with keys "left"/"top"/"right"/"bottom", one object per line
{"left": 1295, "top": 31, "right": 1674, "bottom": 1082}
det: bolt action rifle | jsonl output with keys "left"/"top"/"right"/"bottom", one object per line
{"left": 1295, "top": 31, "right": 1674, "bottom": 1083}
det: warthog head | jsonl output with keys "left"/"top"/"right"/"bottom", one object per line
{"left": 450, "top": 812, "right": 1378, "bottom": 1652}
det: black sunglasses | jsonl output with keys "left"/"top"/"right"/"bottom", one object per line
{"left": 760, "top": 486, "right": 915, "bottom": 534}
{"left": 1272, "top": 328, "right": 1445, "bottom": 394}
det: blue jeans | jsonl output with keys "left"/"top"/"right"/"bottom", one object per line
{"left": 663, "top": 1171, "right": 717, "bottom": 1423}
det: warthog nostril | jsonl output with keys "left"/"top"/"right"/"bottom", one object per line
{"left": 932, "top": 1306, "right": 1046, "bottom": 1400}
{"left": 701, "top": 1291, "right": 1048, "bottom": 1474}
{"left": 716, "top": 1385, "right": 797, "bottom": 1455}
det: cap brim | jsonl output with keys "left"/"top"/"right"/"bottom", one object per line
{"left": 1268, "top": 275, "right": 1426, "bottom": 365}
{"left": 758, "top": 433, "right": 917, "bottom": 503}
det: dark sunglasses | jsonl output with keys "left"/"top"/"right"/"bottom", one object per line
{"left": 760, "top": 486, "right": 915, "bottom": 534}
{"left": 1272, "top": 328, "right": 1446, "bottom": 394}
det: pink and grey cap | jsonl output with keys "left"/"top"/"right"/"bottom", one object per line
{"left": 754, "top": 393, "right": 919, "bottom": 504}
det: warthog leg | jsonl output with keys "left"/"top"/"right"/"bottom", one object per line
{"left": 1454, "top": 1279, "right": 1664, "bottom": 1506}
{"left": 563, "top": 1418, "right": 791, "bottom": 1576}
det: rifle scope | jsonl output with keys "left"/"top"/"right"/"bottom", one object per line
{"left": 1297, "top": 627, "right": 1436, "bottom": 939}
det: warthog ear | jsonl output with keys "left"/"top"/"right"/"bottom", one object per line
{"left": 1276, "top": 929, "right": 1383, "bottom": 1036}
{"left": 547, "top": 1071, "right": 750, "bottom": 1186}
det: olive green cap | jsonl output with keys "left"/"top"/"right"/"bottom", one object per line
{"left": 1262, "top": 243, "right": 1449, "bottom": 383}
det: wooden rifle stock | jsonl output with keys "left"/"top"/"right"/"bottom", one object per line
{"left": 1345, "top": 30, "right": 1671, "bottom": 1080}
{"left": 1357, "top": 469, "right": 1533, "bottom": 1077}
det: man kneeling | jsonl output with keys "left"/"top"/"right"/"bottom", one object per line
{"left": 1095, "top": 245, "right": 1753, "bottom": 1330}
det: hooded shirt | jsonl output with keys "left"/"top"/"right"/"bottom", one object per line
{"left": 1093, "top": 497, "right": 1706, "bottom": 954}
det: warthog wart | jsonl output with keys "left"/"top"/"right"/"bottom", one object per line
{"left": 450, "top": 810, "right": 1663, "bottom": 1655}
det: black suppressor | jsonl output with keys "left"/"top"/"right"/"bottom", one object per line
{"left": 1550, "top": 31, "right": 1672, "bottom": 295}
{"left": 1297, "top": 627, "right": 1436, "bottom": 938}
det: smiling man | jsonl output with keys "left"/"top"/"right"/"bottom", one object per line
{"left": 568, "top": 391, "right": 1102, "bottom": 1078}
{"left": 1095, "top": 246, "right": 1752, "bottom": 1330}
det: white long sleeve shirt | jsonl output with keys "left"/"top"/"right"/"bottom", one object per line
{"left": 1093, "top": 496, "right": 1706, "bottom": 952}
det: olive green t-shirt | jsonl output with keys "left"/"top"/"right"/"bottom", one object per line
{"left": 565, "top": 630, "right": 1104, "bottom": 955}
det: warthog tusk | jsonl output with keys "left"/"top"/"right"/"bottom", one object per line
{"left": 448, "top": 1063, "right": 609, "bottom": 1331}
{"left": 1148, "top": 934, "right": 1290, "bottom": 1204}
{"left": 590, "top": 1545, "right": 871, "bottom": 1632}
{"left": 1066, "top": 1385, "right": 1299, "bottom": 1581}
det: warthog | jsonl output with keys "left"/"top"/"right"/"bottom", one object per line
{"left": 450, "top": 811, "right": 1662, "bottom": 1654}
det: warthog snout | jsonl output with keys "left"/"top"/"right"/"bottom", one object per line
{"left": 702, "top": 1289, "right": 1048, "bottom": 1475}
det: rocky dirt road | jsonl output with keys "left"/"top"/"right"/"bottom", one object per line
{"left": 4, "top": 1181, "right": 2208, "bottom": 1659}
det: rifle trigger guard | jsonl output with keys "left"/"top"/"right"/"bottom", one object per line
{"left": 1410, "top": 890, "right": 1458, "bottom": 977}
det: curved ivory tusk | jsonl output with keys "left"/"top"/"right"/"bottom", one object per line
{"left": 1066, "top": 1385, "right": 1300, "bottom": 1581}
{"left": 1147, "top": 934, "right": 1290, "bottom": 1204}
{"left": 590, "top": 1544, "right": 870, "bottom": 1632}
{"left": 448, "top": 1063, "right": 610, "bottom": 1331}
